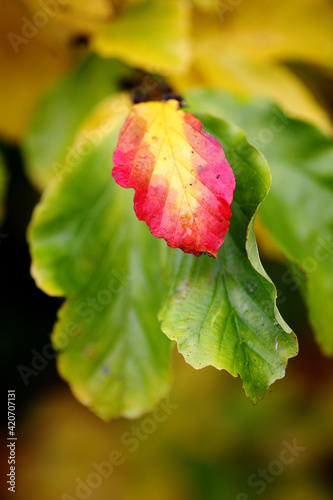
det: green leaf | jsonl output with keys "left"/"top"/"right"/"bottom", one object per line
{"left": 159, "top": 114, "right": 298, "bottom": 403}
{"left": 23, "top": 54, "right": 132, "bottom": 191}
{"left": 28, "top": 117, "right": 172, "bottom": 420}
{"left": 186, "top": 89, "right": 333, "bottom": 355}
{"left": 92, "top": 0, "right": 191, "bottom": 74}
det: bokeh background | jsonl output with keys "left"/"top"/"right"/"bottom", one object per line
{"left": 1, "top": 0, "right": 333, "bottom": 499}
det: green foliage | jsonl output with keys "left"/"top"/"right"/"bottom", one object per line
{"left": 28, "top": 91, "right": 297, "bottom": 416}
{"left": 186, "top": 90, "right": 333, "bottom": 355}
{"left": 160, "top": 114, "right": 297, "bottom": 402}
{"left": 28, "top": 117, "right": 172, "bottom": 420}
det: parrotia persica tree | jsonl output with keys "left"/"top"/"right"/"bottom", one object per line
{"left": 1, "top": 0, "right": 333, "bottom": 419}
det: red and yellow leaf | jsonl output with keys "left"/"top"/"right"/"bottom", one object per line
{"left": 112, "top": 99, "right": 235, "bottom": 257}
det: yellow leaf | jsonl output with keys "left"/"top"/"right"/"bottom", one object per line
{"left": 170, "top": 0, "right": 333, "bottom": 132}
{"left": 211, "top": 0, "right": 333, "bottom": 66}
{"left": 190, "top": 0, "right": 218, "bottom": 11}
{"left": 92, "top": 0, "right": 191, "bottom": 74}
{"left": 0, "top": 0, "right": 83, "bottom": 141}
{"left": 22, "top": 0, "right": 113, "bottom": 35}
{"left": 193, "top": 53, "right": 332, "bottom": 132}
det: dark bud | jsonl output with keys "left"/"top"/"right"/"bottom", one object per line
{"left": 69, "top": 34, "right": 90, "bottom": 48}
{"left": 162, "top": 92, "right": 187, "bottom": 107}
